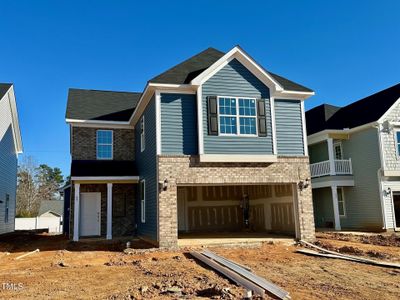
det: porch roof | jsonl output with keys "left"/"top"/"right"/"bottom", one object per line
{"left": 71, "top": 160, "right": 138, "bottom": 177}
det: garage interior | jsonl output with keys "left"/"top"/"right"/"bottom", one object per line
{"left": 177, "top": 184, "right": 297, "bottom": 245}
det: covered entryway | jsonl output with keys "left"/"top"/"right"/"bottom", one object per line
{"left": 177, "top": 184, "right": 297, "bottom": 241}
{"left": 80, "top": 193, "right": 101, "bottom": 237}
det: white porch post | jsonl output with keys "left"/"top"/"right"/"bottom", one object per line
{"left": 331, "top": 185, "right": 341, "bottom": 230}
{"left": 327, "top": 138, "right": 336, "bottom": 175}
{"left": 106, "top": 183, "right": 113, "bottom": 240}
{"left": 73, "top": 183, "right": 80, "bottom": 241}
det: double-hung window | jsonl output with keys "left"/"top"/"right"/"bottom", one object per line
{"left": 218, "top": 97, "right": 257, "bottom": 136}
{"left": 97, "top": 130, "right": 113, "bottom": 160}
{"left": 396, "top": 131, "right": 400, "bottom": 157}
{"left": 140, "top": 116, "right": 145, "bottom": 152}
{"left": 140, "top": 180, "right": 145, "bottom": 223}
{"left": 5, "top": 194, "right": 9, "bottom": 223}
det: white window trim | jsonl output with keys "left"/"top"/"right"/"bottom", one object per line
{"left": 217, "top": 96, "right": 258, "bottom": 137}
{"left": 338, "top": 187, "right": 346, "bottom": 217}
{"left": 140, "top": 179, "right": 146, "bottom": 223}
{"left": 140, "top": 116, "right": 145, "bottom": 152}
{"left": 395, "top": 130, "right": 400, "bottom": 159}
{"left": 333, "top": 141, "right": 343, "bottom": 160}
{"left": 96, "top": 130, "right": 113, "bottom": 160}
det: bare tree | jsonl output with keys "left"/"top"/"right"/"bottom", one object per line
{"left": 16, "top": 156, "right": 41, "bottom": 217}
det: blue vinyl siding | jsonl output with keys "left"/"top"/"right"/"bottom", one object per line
{"left": 135, "top": 96, "right": 158, "bottom": 241}
{"left": 0, "top": 126, "right": 17, "bottom": 235}
{"left": 275, "top": 99, "right": 304, "bottom": 155}
{"left": 160, "top": 93, "right": 198, "bottom": 155}
{"left": 202, "top": 58, "right": 273, "bottom": 154}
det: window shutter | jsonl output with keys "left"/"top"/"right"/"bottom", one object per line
{"left": 257, "top": 99, "right": 267, "bottom": 137}
{"left": 208, "top": 96, "right": 218, "bottom": 135}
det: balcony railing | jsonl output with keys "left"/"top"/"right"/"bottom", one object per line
{"left": 310, "top": 159, "right": 353, "bottom": 178}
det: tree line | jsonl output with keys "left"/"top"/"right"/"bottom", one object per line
{"left": 16, "top": 156, "right": 68, "bottom": 217}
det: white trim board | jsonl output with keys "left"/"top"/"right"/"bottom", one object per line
{"left": 311, "top": 179, "right": 355, "bottom": 189}
{"left": 199, "top": 154, "right": 277, "bottom": 163}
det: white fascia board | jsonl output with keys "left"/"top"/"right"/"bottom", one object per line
{"left": 199, "top": 154, "right": 278, "bottom": 163}
{"left": 378, "top": 97, "right": 400, "bottom": 123}
{"left": 191, "top": 46, "right": 283, "bottom": 92}
{"left": 4, "top": 86, "right": 23, "bottom": 153}
{"left": 307, "top": 121, "right": 377, "bottom": 145}
{"left": 71, "top": 176, "right": 139, "bottom": 182}
{"left": 67, "top": 119, "right": 133, "bottom": 129}
{"left": 273, "top": 90, "right": 315, "bottom": 100}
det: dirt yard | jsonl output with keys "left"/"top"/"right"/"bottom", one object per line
{"left": 0, "top": 232, "right": 399, "bottom": 299}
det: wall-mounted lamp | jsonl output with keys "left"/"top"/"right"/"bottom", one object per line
{"left": 384, "top": 187, "right": 392, "bottom": 197}
{"left": 298, "top": 178, "right": 310, "bottom": 191}
{"left": 159, "top": 179, "right": 169, "bottom": 192}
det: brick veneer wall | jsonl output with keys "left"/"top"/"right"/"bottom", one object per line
{"left": 157, "top": 156, "right": 315, "bottom": 247}
{"left": 69, "top": 183, "right": 136, "bottom": 238}
{"left": 71, "top": 127, "right": 135, "bottom": 160}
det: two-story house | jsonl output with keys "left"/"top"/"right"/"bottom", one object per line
{"left": 66, "top": 46, "right": 316, "bottom": 247}
{"left": 307, "top": 83, "right": 400, "bottom": 232}
{"left": 0, "top": 83, "right": 23, "bottom": 235}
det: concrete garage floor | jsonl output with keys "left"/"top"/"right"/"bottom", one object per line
{"left": 178, "top": 232, "right": 295, "bottom": 247}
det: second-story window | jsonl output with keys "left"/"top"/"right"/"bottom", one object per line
{"left": 96, "top": 130, "right": 113, "bottom": 160}
{"left": 140, "top": 116, "right": 145, "bottom": 152}
{"left": 218, "top": 97, "right": 257, "bottom": 136}
{"left": 396, "top": 131, "right": 400, "bottom": 157}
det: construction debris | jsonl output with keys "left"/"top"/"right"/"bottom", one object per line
{"left": 15, "top": 249, "right": 40, "bottom": 260}
{"left": 299, "top": 240, "right": 400, "bottom": 269}
{"left": 190, "top": 250, "right": 291, "bottom": 299}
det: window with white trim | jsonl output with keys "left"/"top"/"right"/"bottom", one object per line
{"left": 140, "top": 116, "right": 145, "bottom": 152}
{"left": 334, "top": 142, "right": 343, "bottom": 159}
{"left": 140, "top": 180, "right": 145, "bottom": 223}
{"left": 5, "top": 194, "right": 9, "bottom": 223}
{"left": 96, "top": 130, "right": 113, "bottom": 159}
{"left": 396, "top": 131, "right": 400, "bottom": 157}
{"left": 338, "top": 187, "right": 346, "bottom": 217}
{"left": 218, "top": 97, "right": 257, "bottom": 135}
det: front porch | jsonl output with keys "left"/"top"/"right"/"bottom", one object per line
{"left": 71, "top": 178, "right": 138, "bottom": 241}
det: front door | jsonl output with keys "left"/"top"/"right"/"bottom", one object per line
{"left": 80, "top": 192, "right": 101, "bottom": 236}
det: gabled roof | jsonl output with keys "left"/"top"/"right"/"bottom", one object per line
{"left": 306, "top": 83, "right": 400, "bottom": 135}
{"left": 66, "top": 89, "right": 142, "bottom": 122}
{"left": 0, "top": 83, "right": 12, "bottom": 100}
{"left": 0, "top": 83, "right": 23, "bottom": 153}
{"left": 38, "top": 200, "right": 64, "bottom": 216}
{"left": 150, "top": 47, "right": 313, "bottom": 92}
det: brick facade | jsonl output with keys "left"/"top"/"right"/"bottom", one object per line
{"left": 157, "top": 155, "right": 315, "bottom": 247}
{"left": 71, "top": 127, "right": 135, "bottom": 161}
{"left": 69, "top": 183, "right": 136, "bottom": 238}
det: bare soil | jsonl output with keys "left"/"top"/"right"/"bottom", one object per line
{"left": 0, "top": 232, "right": 399, "bottom": 299}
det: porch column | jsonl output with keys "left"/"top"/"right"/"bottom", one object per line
{"left": 331, "top": 185, "right": 341, "bottom": 230}
{"left": 327, "top": 138, "right": 335, "bottom": 175}
{"left": 73, "top": 183, "right": 80, "bottom": 241}
{"left": 106, "top": 183, "right": 113, "bottom": 240}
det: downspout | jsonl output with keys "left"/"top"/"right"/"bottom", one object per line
{"left": 375, "top": 123, "right": 387, "bottom": 229}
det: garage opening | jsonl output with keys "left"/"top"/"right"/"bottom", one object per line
{"left": 177, "top": 184, "right": 297, "bottom": 243}
{"left": 393, "top": 193, "right": 400, "bottom": 228}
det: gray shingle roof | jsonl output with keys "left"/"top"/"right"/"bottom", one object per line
{"left": 0, "top": 83, "right": 12, "bottom": 100}
{"left": 306, "top": 83, "right": 400, "bottom": 135}
{"left": 66, "top": 89, "right": 142, "bottom": 122}
{"left": 39, "top": 200, "right": 64, "bottom": 216}
{"left": 149, "top": 47, "right": 313, "bottom": 92}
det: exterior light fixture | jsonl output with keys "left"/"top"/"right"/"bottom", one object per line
{"left": 298, "top": 178, "right": 310, "bottom": 191}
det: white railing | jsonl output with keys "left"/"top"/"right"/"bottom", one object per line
{"left": 310, "top": 158, "right": 353, "bottom": 178}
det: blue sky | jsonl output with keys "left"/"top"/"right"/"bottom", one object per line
{"left": 1, "top": 0, "right": 399, "bottom": 177}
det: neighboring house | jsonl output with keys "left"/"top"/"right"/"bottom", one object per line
{"left": 307, "top": 83, "right": 400, "bottom": 232}
{"left": 38, "top": 200, "right": 64, "bottom": 218}
{"left": 0, "top": 83, "right": 23, "bottom": 235}
{"left": 66, "top": 46, "right": 316, "bottom": 247}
